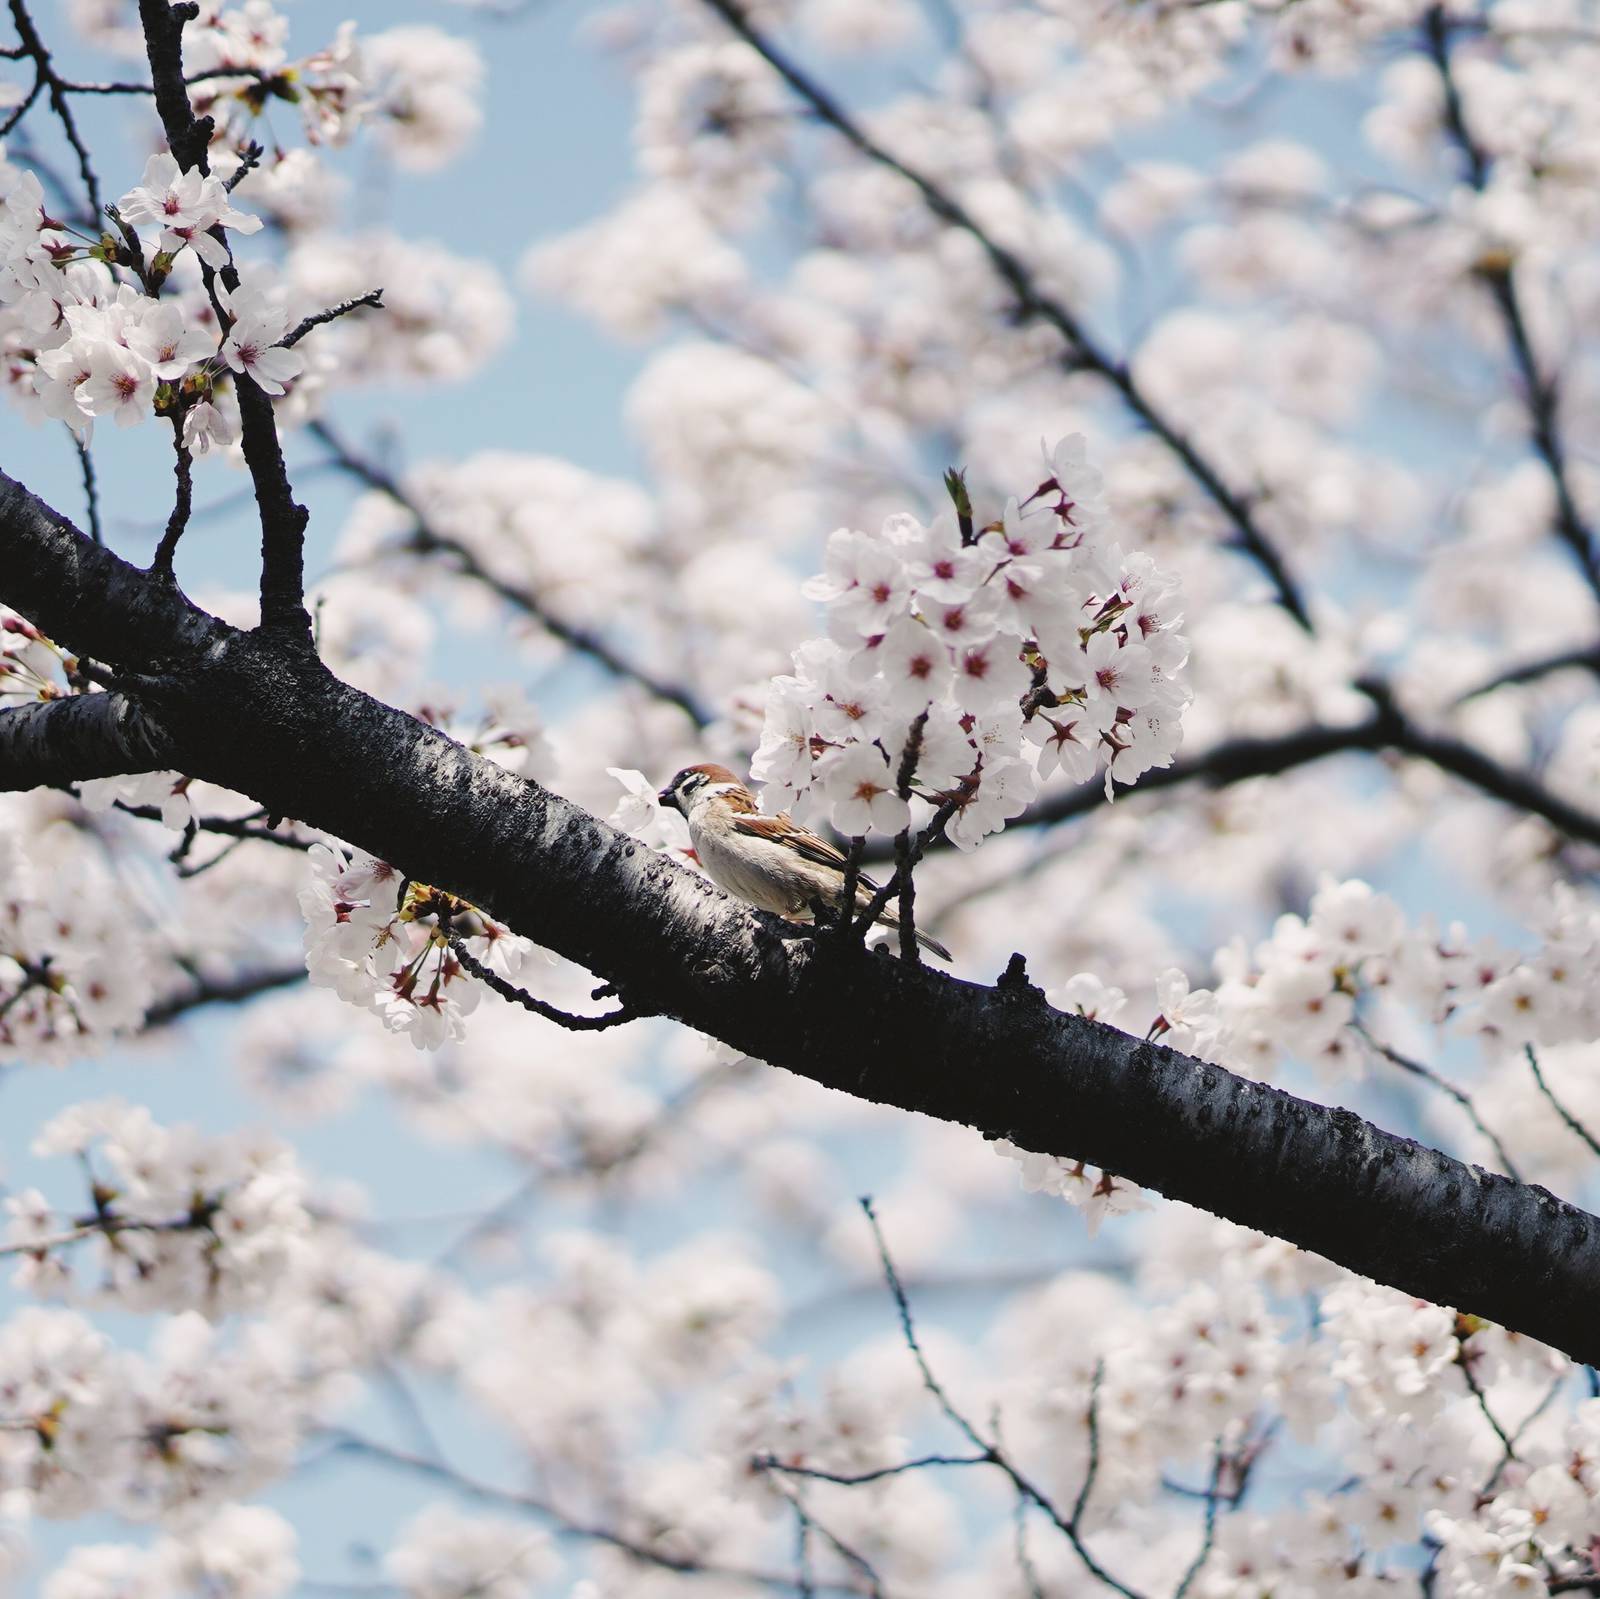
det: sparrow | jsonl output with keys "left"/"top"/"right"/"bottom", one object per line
{"left": 657, "top": 763, "right": 952, "bottom": 961}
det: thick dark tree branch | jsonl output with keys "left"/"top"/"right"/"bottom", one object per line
{"left": 699, "top": 0, "right": 1313, "bottom": 633}
{"left": 0, "top": 471, "right": 215, "bottom": 665}
{"left": 0, "top": 693, "right": 172, "bottom": 786}
{"left": 308, "top": 419, "right": 715, "bottom": 729}
{"left": 134, "top": 0, "right": 211, "bottom": 172}
{"left": 7, "top": 475, "right": 1600, "bottom": 1367}
{"left": 1423, "top": 7, "right": 1600, "bottom": 602}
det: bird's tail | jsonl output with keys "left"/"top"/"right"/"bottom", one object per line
{"left": 875, "top": 911, "right": 952, "bottom": 962}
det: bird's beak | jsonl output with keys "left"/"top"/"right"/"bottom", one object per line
{"left": 656, "top": 787, "right": 675, "bottom": 810}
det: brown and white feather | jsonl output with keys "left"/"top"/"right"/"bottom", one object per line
{"left": 658, "top": 765, "right": 950, "bottom": 960}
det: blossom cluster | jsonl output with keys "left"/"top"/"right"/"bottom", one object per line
{"left": 0, "top": 148, "right": 286, "bottom": 450}
{"left": 299, "top": 842, "right": 534, "bottom": 1050}
{"left": 753, "top": 435, "right": 1191, "bottom": 850}
{"left": 5, "top": 1100, "right": 311, "bottom": 1315}
{"left": 1192, "top": 877, "right": 1600, "bottom": 1082}
{"left": 0, "top": 1306, "right": 306, "bottom": 1519}
{"left": 108, "top": 3, "right": 481, "bottom": 173}
{"left": 44, "top": 1503, "right": 299, "bottom": 1599}
{"left": 0, "top": 814, "right": 158, "bottom": 1063}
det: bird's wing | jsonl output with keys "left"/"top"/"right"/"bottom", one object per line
{"left": 731, "top": 814, "right": 884, "bottom": 889}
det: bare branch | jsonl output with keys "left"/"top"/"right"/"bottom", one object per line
{"left": 862, "top": 1198, "right": 1146, "bottom": 1599}
{"left": 7, "top": 0, "right": 105, "bottom": 217}
{"left": 68, "top": 431, "right": 102, "bottom": 546}
{"left": 0, "top": 73, "right": 44, "bottom": 139}
{"left": 103, "top": 798, "right": 314, "bottom": 850}
{"left": 1423, "top": 7, "right": 1600, "bottom": 601}
{"left": 754, "top": 1453, "right": 989, "bottom": 1488}
{"left": 151, "top": 417, "right": 194, "bottom": 578}
{"left": 281, "top": 289, "right": 385, "bottom": 349}
{"left": 1173, "top": 1446, "right": 1225, "bottom": 1599}
{"left": 309, "top": 418, "right": 714, "bottom": 728}
{"left": 9, "top": 474, "right": 1600, "bottom": 1367}
{"left": 879, "top": 695, "right": 1600, "bottom": 861}
{"left": 322, "top": 1432, "right": 870, "bottom": 1595}
{"left": 444, "top": 931, "right": 647, "bottom": 1032}
{"left": 1526, "top": 1045, "right": 1600, "bottom": 1163}
{"left": 1456, "top": 643, "right": 1600, "bottom": 702}
{"left": 1456, "top": 1332, "right": 1518, "bottom": 1459}
{"left": 141, "top": 963, "right": 306, "bottom": 1030}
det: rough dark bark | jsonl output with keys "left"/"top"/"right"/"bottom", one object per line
{"left": 5, "top": 466, "right": 1600, "bottom": 1366}
{"left": 0, "top": 692, "right": 172, "bottom": 785}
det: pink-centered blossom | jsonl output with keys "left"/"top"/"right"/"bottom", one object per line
{"left": 219, "top": 286, "right": 304, "bottom": 395}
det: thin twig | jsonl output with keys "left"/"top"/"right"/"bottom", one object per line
{"left": 8, "top": 0, "right": 105, "bottom": 217}
{"left": 1482, "top": 1370, "right": 1570, "bottom": 1496}
{"left": 754, "top": 1453, "right": 989, "bottom": 1487}
{"left": 1069, "top": 1361, "right": 1105, "bottom": 1529}
{"left": 1526, "top": 1044, "right": 1600, "bottom": 1161}
{"left": 835, "top": 834, "right": 865, "bottom": 946}
{"left": 281, "top": 288, "right": 385, "bottom": 349}
{"left": 0, "top": 1210, "right": 214, "bottom": 1259}
{"left": 1423, "top": 6, "right": 1600, "bottom": 601}
{"left": 224, "top": 138, "right": 263, "bottom": 193}
{"left": 1354, "top": 1022, "right": 1523, "bottom": 1180}
{"left": 308, "top": 418, "right": 714, "bottom": 728}
{"left": 100, "top": 796, "right": 315, "bottom": 850}
{"left": 767, "top": 1480, "right": 885, "bottom": 1599}
{"left": 855, "top": 797, "right": 959, "bottom": 928}
{"left": 916, "top": 696, "right": 1600, "bottom": 861}
{"left": 320, "top": 1432, "right": 869, "bottom": 1596}
{"left": 444, "top": 931, "right": 645, "bottom": 1032}
{"left": 859, "top": 1197, "right": 1147, "bottom": 1599}
{"left": 1456, "top": 1339, "right": 1517, "bottom": 1460}
{"left": 0, "top": 72, "right": 44, "bottom": 137}
{"left": 151, "top": 417, "right": 194, "bottom": 577}
{"left": 69, "top": 430, "right": 101, "bottom": 545}
{"left": 1455, "top": 643, "right": 1600, "bottom": 702}
{"left": 892, "top": 711, "right": 926, "bottom": 962}
{"left": 1012, "top": 1483, "right": 1047, "bottom": 1599}
{"left": 1172, "top": 1445, "right": 1225, "bottom": 1599}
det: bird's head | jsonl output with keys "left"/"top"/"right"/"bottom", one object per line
{"left": 658, "top": 762, "right": 742, "bottom": 815}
